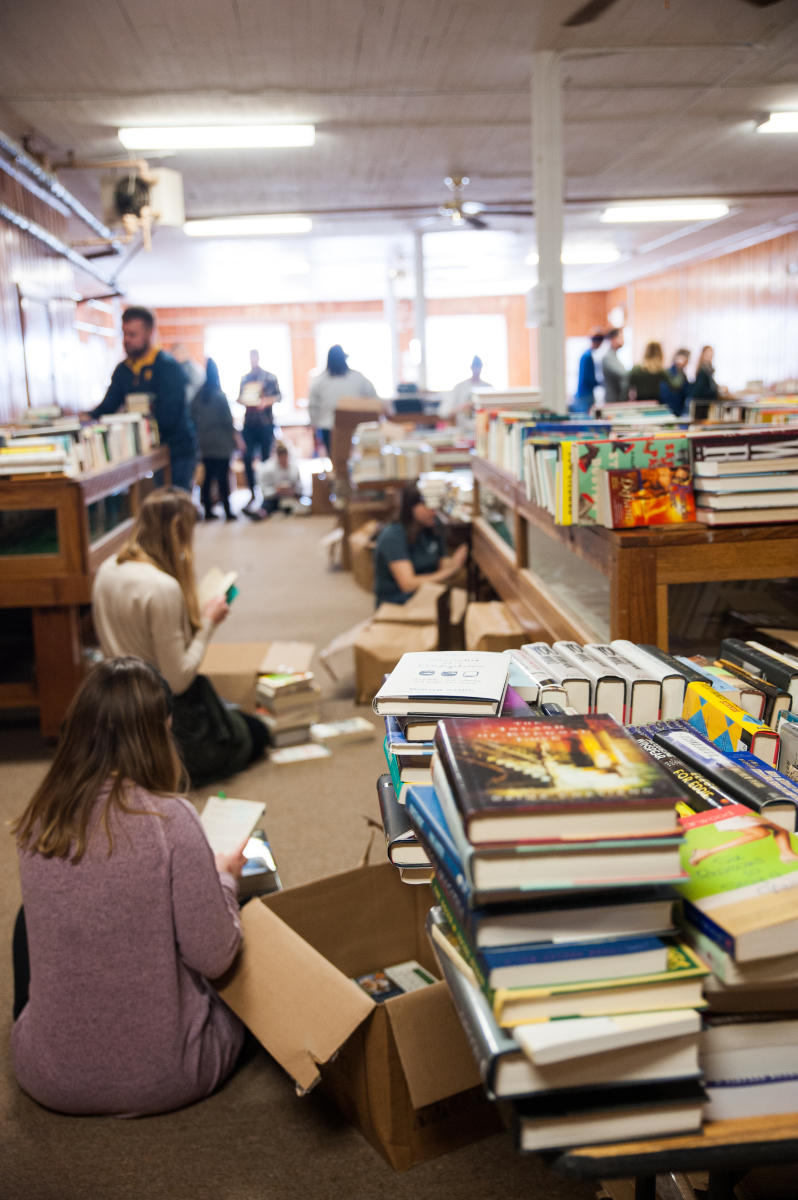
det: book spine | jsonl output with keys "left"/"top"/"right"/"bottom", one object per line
{"left": 651, "top": 727, "right": 779, "bottom": 819}
{"left": 630, "top": 732, "right": 736, "bottom": 811}
{"left": 681, "top": 898, "right": 736, "bottom": 958}
{"left": 560, "top": 440, "right": 574, "bottom": 526}
{"left": 684, "top": 681, "right": 770, "bottom": 750}
{"left": 431, "top": 862, "right": 475, "bottom": 941}
{"left": 405, "top": 789, "right": 467, "bottom": 891}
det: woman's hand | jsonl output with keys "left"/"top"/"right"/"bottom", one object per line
{"left": 215, "top": 839, "right": 248, "bottom": 879}
{"left": 450, "top": 543, "right": 469, "bottom": 570}
{"left": 203, "top": 595, "right": 230, "bottom": 626}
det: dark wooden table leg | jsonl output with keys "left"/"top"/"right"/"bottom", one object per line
{"left": 634, "top": 1175, "right": 657, "bottom": 1200}
{"left": 32, "top": 606, "right": 83, "bottom": 737}
{"left": 706, "top": 1169, "right": 746, "bottom": 1200}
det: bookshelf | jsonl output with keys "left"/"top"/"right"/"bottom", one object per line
{"left": 0, "top": 448, "right": 171, "bottom": 735}
{"left": 471, "top": 455, "right": 798, "bottom": 650}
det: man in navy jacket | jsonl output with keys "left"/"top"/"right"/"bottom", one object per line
{"left": 572, "top": 329, "right": 605, "bottom": 415}
{"left": 91, "top": 306, "right": 197, "bottom": 491}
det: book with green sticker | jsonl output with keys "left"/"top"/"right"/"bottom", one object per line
{"left": 677, "top": 801, "right": 798, "bottom": 963}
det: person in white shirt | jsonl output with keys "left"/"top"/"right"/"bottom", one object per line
{"left": 438, "top": 356, "right": 492, "bottom": 428}
{"left": 247, "top": 443, "right": 302, "bottom": 519}
{"left": 307, "top": 345, "right": 378, "bottom": 456}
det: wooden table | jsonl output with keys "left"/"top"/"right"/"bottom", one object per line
{"left": 472, "top": 456, "right": 798, "bottom": 649}
{"left": 551, "top": 1112, "right": 798, "bottom": 1200}
{"left": 0, "top": 449, "right": 170, "bottom": 735}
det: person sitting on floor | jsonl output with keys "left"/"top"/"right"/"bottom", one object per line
{"left": 373, "top": 480, "right": 468, "bottom": 607}
{"left": 11, "top": 655, "right": 247, "bottom": 1117}
{"left": 246, "top": 442, "right": 302, "bottom": 519}
{"left": 91, "top": 486, "right": 268, "bottom": 784}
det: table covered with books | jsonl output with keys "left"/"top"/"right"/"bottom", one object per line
{"left": 372, "top": 639, "right": 798, "bottom": 1199}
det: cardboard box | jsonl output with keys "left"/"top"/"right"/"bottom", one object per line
{"left": 348, "top": 518, "right": 380, "bottom": 594}
{"left": 218, "top": 863, "right": 500, "bottom": 1170}
{"left": 201, "top": 641, "right": 314, "bottom": 711}
{"left": 464, "top": 601, "right": 528, "bottom": 653}
{"left": 354, "top": 620, "right": 438, "bottom": 705}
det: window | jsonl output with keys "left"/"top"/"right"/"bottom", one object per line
{"left": 314, "top": 320, "right": 392, "bottom": 398}
{"left": 204, "top": 324, "right": 294, "bottom": 420}
{"left": 425, "top": 314, "right": 509, "bottom": 393}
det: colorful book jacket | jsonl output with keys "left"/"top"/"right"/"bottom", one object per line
{"left": 682, "top": 681, "right": 779, "bottom": 765}
{"left": 573, "top": 432, "right": 690, "bottom": 526}
{"left": 675, "top": 801, "right": 798, "bottom": 957}
{"left": 433, "top": 715, "right": 683, "bottom": 832}
{"left": 605, "top": 466, "right": 696, "bottom": 528}
{"left": 690, "top": 427, "right": 798, "bottom": 467}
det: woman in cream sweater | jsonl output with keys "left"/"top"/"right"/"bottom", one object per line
{"left": 92, "top": 487, "right": 266, "bottom": 782}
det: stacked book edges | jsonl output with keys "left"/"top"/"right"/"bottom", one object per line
{"left": 0, "top": 412, "right": 159, "bottom": 477}
{"left": 403, "top": 712, "right": 709, "bottom": 1150}
{"left": 256, "top": 670, "right": 320, "bottom": 747}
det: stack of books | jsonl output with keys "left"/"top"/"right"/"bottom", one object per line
{"left": 690, "top": 426, "right": 798, "bottom": 525}
{"left": 673, "top": 795, "right": 798, "bottom": 1119}
{"left": 407, "top": 713, "right": 710, "bottom": 1150}
{"left": 255, "top": 670, "right": 321, "bottom": 747}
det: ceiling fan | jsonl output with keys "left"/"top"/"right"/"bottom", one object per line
{"left": 563, "top": 0, "right": 782, "bottom": 27}
{"left": 434, "top": 175, "right": 532, "bottom": 230}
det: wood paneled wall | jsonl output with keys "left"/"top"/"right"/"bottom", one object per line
{"left": 610, "top": 232, "right": 798, "bottom": 390}
{"left": 0, "top": 170, "right": 80, "bottom": 424}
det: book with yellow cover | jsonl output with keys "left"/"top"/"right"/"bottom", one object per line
{"left": 682, "top": 680, "right": 779, "bottom": 767}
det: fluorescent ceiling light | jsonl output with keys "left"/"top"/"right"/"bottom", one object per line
{"left": 184, "top": 215, "right": 312, "bottom": 237}
{"left": 757, "top": 112, "right": 798, "bottom": 133}
{"left": 524, "top": 245, "right": 622, "bottom": 266}
{"left": 601, "top": 202, "right": 729, "bottom": 223}
{"left": 118, "top": 125, "right": 315, "bottom": 150}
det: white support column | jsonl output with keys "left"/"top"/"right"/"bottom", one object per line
{"left": 383, "top": 266, "right": 400, "bottom": 393}
{"left": 531, "top": 51, "right": 567, "bottom": 412}
{"left": 413, "top": 229, "right": 427, "bottom": 391}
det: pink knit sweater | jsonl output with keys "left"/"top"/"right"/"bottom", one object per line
{"left": 12, "top": 786, "right": 244, "bottom": 1116}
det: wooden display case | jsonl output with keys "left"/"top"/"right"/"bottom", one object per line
{"left": 0, "top": 448, "right": 170, "bottom": 735}
{"left": 472, "top": 455, "right": 798, "bottom": 650}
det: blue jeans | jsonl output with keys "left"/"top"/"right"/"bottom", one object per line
{"left": 243, "top": 424, "right": 274, "bottom": 492}
{"left": 170, "top": 452, "right": 198, "bottom": 493}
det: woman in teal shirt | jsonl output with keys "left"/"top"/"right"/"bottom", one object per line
{"left": 373, "top": 481, "right": 468, "bottom": 606}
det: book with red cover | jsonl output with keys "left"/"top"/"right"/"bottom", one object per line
{"left": 603, "top": 466, "right": 696, "bottom": 529}
{"left": 433, "top": 715, "right": 683, "bottom": 844}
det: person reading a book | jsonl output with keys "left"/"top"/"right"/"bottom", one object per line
{"left": 373, "top": 481, "right": 468, "bottom": 607}
{"left": 92, "top": 487, "right": 267, "bottom": 783}
{"left": 11, "top": 656, "right": 247, "bottom": 1117}
{"left": 245, "top": 442, "right": 302, "bottom": 520}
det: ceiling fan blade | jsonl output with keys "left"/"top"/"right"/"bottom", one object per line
{"left": 562, "top": 0, "right": 621, "bottom": 27}
{"left": 464, "top": 214, "right": 489, "bottom": 230}
{"left": 478, "top": 209, "right": 533, "bottom": 218}
{"left": 743, "top": 0, "right": 785, "bottom": 6}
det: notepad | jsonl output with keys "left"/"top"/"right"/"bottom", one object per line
{"left": 199, "top": 795, "right": 265, "bottom": 856}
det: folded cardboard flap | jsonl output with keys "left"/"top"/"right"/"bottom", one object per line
{"left": 258, "top": 641, "right": 314, "bottom": 674}
{"left": 384, "top": 980, "right": 482, "bottom": 1110}
{"left": 373, "top": 581, "right": 447, "bottom": 626}
{"left": 464, "top": 601, "right": 528, "bottom": 652}
{"left": 354, "top": 621, "right": 439, "bottom": 705}
{"left": 218, "top": 896, "right": 374, "bottom": 1094}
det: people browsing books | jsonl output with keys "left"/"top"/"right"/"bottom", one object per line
{"left": 190, "top": 358, "right": 239, "bottom": 522}
{"left": 626, "top": 341, "right": 672, "bottom": 406}
{"left": 10, "top": 657, "right": 246, "bottom": 1116}
{"left": 373, "top": 481, "right": 468, "bottom": 607}
{"left": 91, "top": 487, "right": 268, "bottom": 784}
{"left": 307, "top": 344, "right": 378, "bottom": 457}
{"left": 89, "top": 306, "right": 197, "bottom": 493}
{"left": 237, "top": 349, "right": 281, "bottom": 512}
{"left": 692, "top": 345, "right": 720, "bottom": 401}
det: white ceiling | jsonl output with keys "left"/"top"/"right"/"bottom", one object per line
{"left": 1, "top": 0, "right": 797, "bottom": 304}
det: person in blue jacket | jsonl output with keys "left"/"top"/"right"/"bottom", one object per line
{"left": 90, "top": 306, "right": 197, "bottom": 492}
{"left": 572, "top": 329, "right": 605, "bottom": 414}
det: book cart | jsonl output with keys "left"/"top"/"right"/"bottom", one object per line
{"left": 0, "top": 448, "right": 170, "bottom": 736}
{"left": 467, "top": 451, "right": 798, "bottom": 1197}
{"left": 471, "top": 455, "right": 798, "bottom": 650}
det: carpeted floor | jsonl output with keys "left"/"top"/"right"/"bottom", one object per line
{"left": 0, "top": 507, "right": 597, "bottom": 1200}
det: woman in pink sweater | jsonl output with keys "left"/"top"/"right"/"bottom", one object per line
{"left": 11, "top": 656, "right": 246, "bottom": 1116}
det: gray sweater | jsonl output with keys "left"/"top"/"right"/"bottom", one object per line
{"left": 12, "top": 785, "right": 244, "bottom": 1116}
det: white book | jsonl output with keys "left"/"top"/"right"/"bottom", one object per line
{"left": 697, "top": 506, "right": 798, "bottom": 525}
{"left": 695, "top": 489, "right": 798, "bottom": 510}
{"left": 514, "top": 1010, "right": 701, "bottom": 1066}
{"left": 373, "top": 651, "right": 509, "bottom": 716}
{"left": 197, "top": 567, "right": 238, "bottom": 608}
{"left": 551, "top": 642, "right": 625, "bottom": 721}
{"left": 695, "top": 472, "right": 798, "bottom": 493}
{"left": 610, "top": 640, "right": 686, "bottom": 720}
{"left": 584, "top": 643, "right": 661, "bottom": 725}
{"left": 520, "top": 643, "right": 591, "bottom": 713}
{"left": 199, "top": 795, "right": 266, "bottom": 856}
{"left": 503, "top": 650, "right": 567, "bottom": 706}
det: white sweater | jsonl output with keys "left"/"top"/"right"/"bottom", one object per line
{"left": 92, "top": 557, "right": 214, "bottom": 696}
{"left": 307, "top": 369, "right": 378, "bottom": 430}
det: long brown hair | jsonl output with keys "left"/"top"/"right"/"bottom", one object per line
{"left": 12, "top": 657, "right": 185, "bottom": 863}
{"left": 642, "top": 341, "right": 664, "bottom": 372}
{"left": 117, "top": 487, "right": 201, "bottom": 631}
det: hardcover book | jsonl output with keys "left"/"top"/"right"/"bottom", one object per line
{"left": 373, "top": 651, "right": 509, "bottom": 716}
{"left": 601, "top": 465, "right": 696, "bottom": 528}
{"left": 376, "top": 774, "right": 430, "bottom": 868}
{"left": 689, "top": 427, "right": 798, "bottom": 475}
{"left": 720, "top": 638, "right": 798, "bottom": 708}
{"left": 610, "top": 641, "right": 686, "bottom": 721}
{"left": 676, "top": 801, "right": 798, "bottom": 961}
{"left": 715, "top": 658, "right": 790, "bottom": 728}
{"left": 682, "top": 681, "right": 779, "bottom": 765}
{"left": 572, "top": 432, "right": 690, "bottom": 526}
{"left": 433, "top": 715, "right": 683, "bottom": 844}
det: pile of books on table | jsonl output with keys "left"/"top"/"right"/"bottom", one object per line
{"left": 255, "top": 669, "right": 321, "bottom": 747}
{"left": 410, "top": 712, "right": 709, "bottom": 1151}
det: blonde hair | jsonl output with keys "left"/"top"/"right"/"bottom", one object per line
{"left": 117, "top": 487, "right": 201, "bottom": 631}
{"left": 642, "top": 341, "right": 664, "bottom": 371}
{"left": 12, "top": 657, "right": 184, "bottom": 862}
{"left": 698, "top": 345, "right": 713, "bottom": 367}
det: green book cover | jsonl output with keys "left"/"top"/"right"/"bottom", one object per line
{"left": 572, "top": 433, "right": 690, "bottom": 525}
{"left": 676, "top": 802, "right": 798, "bottom": 905}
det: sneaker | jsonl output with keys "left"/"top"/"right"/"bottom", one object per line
{"left": 243, "top": 507, "right": 265, "bottom": 521}
{"left": 204, "top": 512, "right": 219, "bottom": 521}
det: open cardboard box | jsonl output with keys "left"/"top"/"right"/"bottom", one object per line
{"left": 218, "top": 862, "right": 499, "bottom": 1170}
{"left": 201, "top": 640, "right": 314, "bottom": 711}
